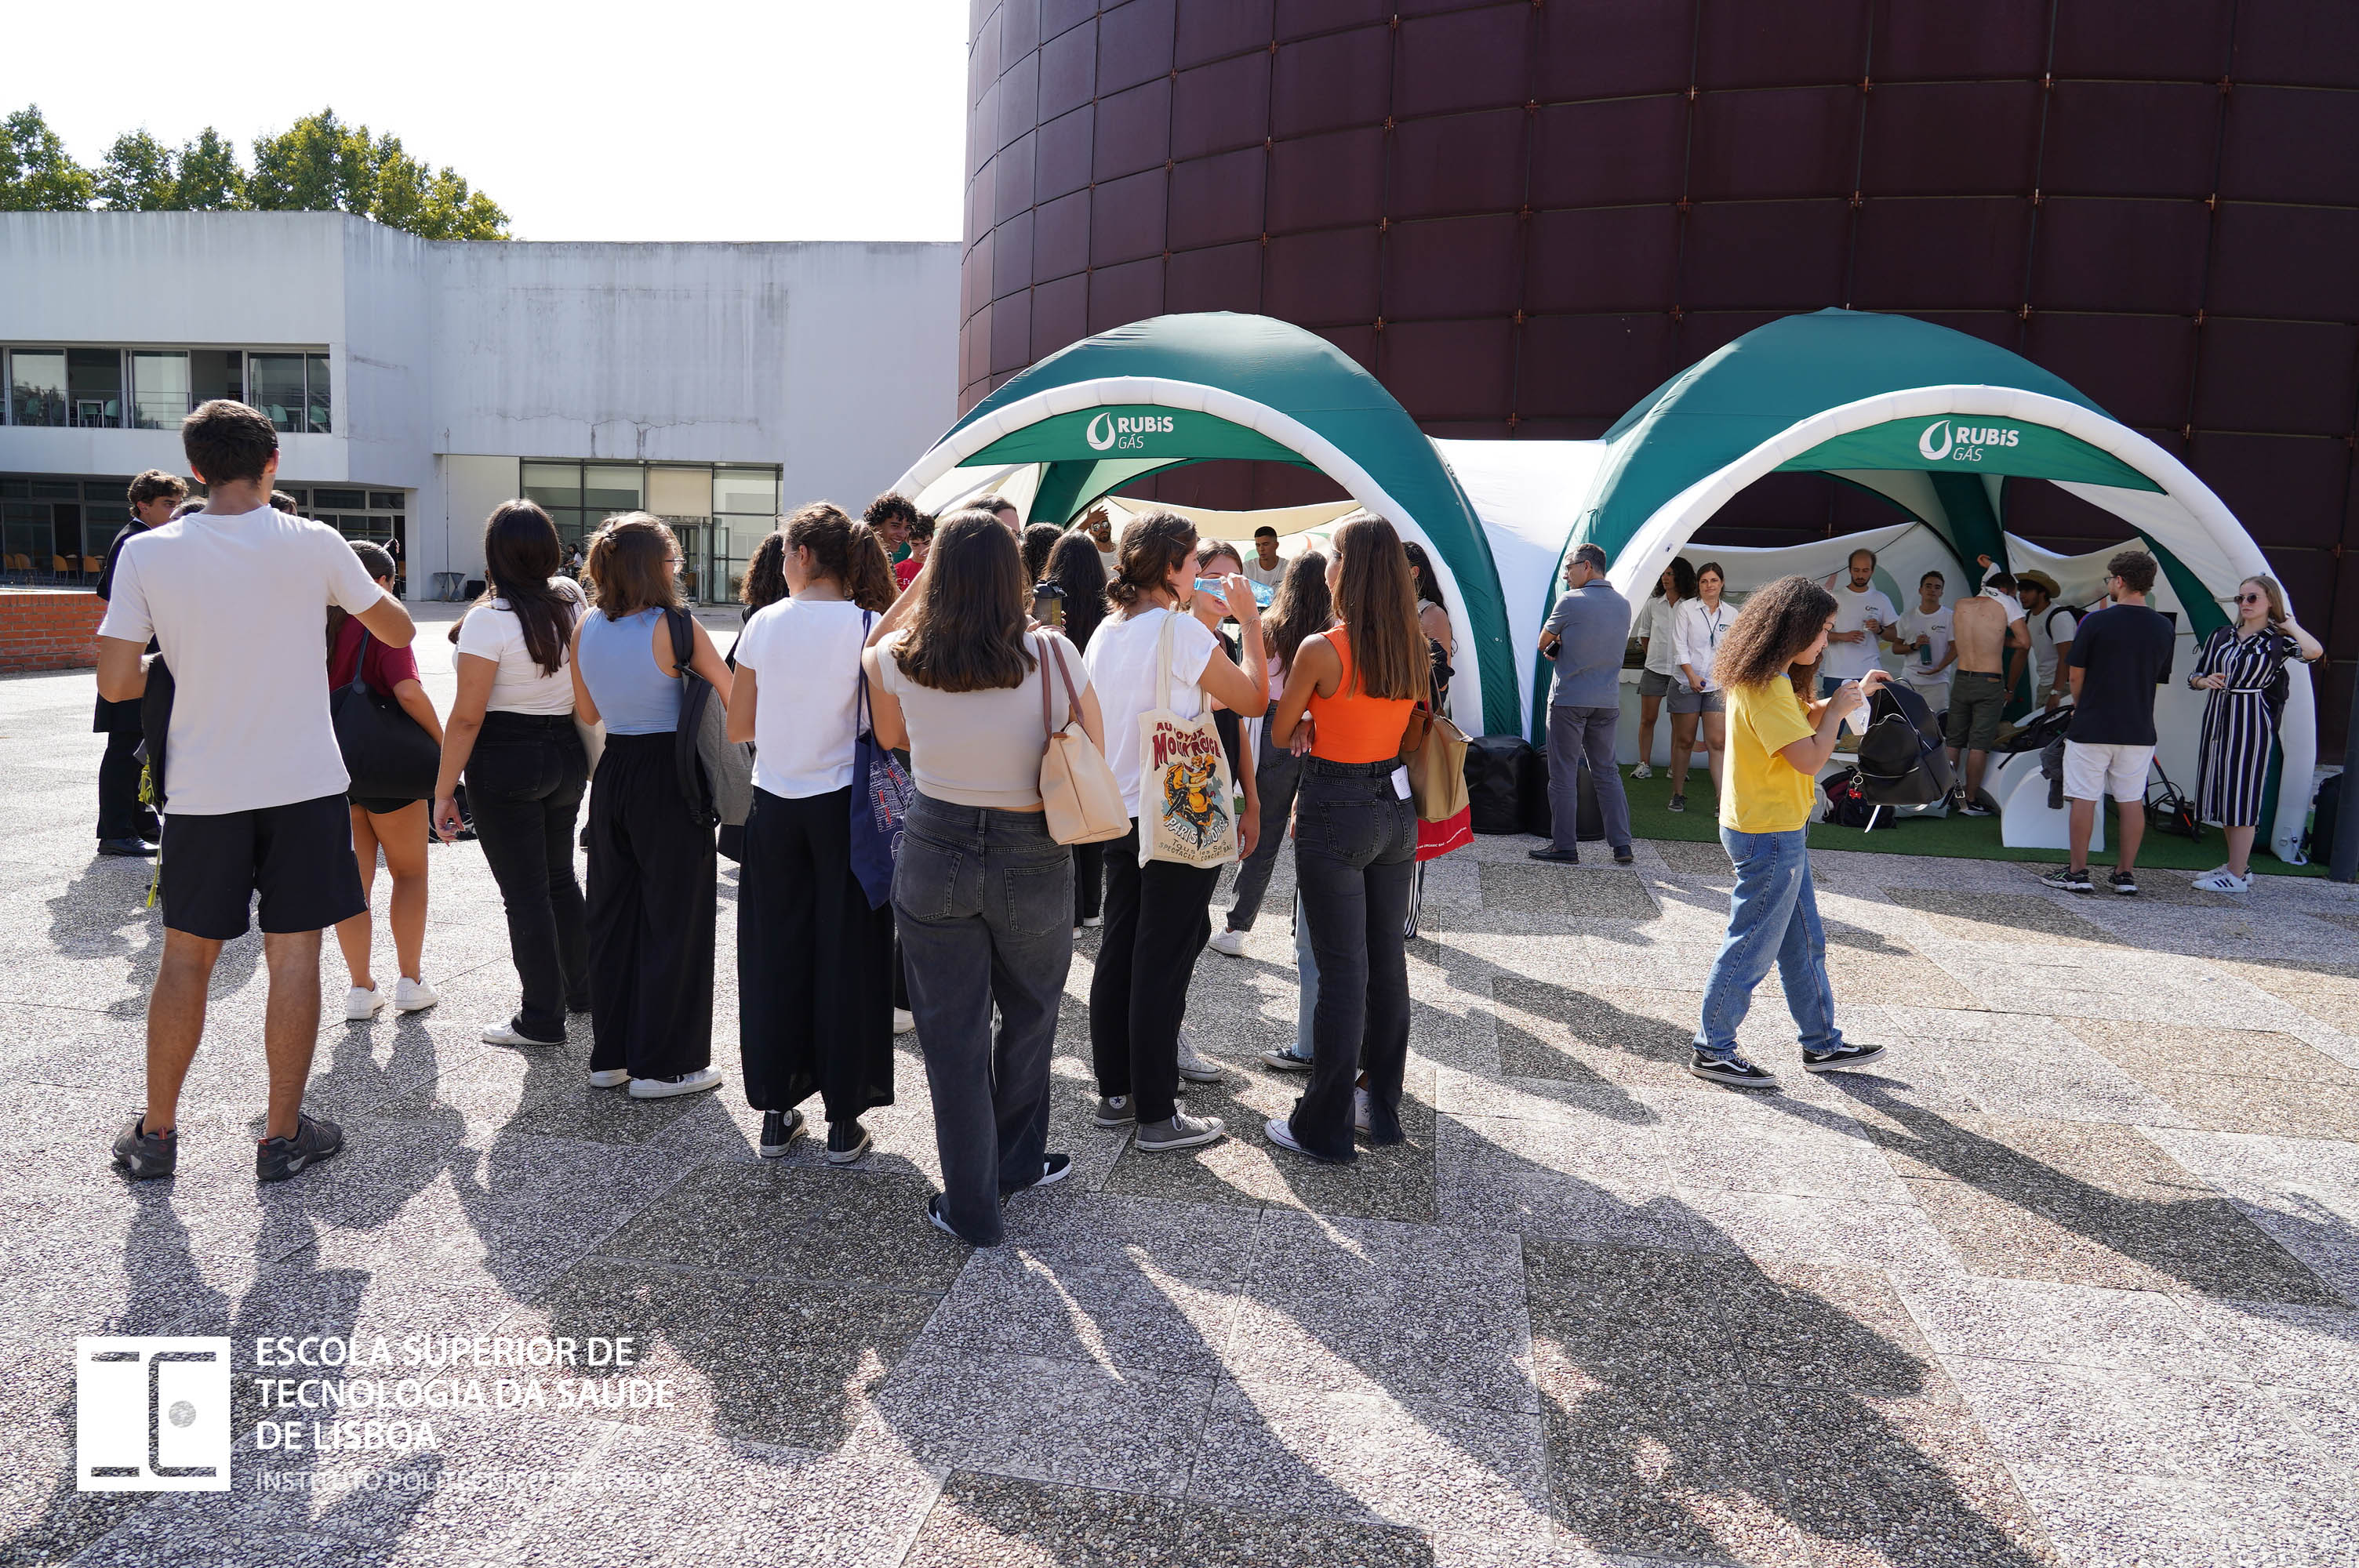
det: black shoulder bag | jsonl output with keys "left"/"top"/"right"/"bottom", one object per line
{"left": 330, "top": 629, "right": 441, "bottom": 800}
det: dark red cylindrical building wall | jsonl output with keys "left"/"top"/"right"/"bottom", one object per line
{"left": 962, "top": 0, "right": 2359, "bottom": 737}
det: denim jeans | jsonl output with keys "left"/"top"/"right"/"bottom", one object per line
{"left": 1695, "top": 826, "right": 1844, "bottom": 1060}
{"left": 1226, "top": 744, "right": 1304, "bottom": 931}
{"left": 466, "top": 712, "right": 590, "bottom": 1040}
{"left": 1289, "top": 758, "right": 1417, "bottom": 1160}
{"left": 895, "top": 795, "right": 1074, "bottom": 1246}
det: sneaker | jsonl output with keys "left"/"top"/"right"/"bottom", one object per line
{"left": 1612, "top": 846, "right": 1635, "bottom": 866}
{"left": 392, "top": 975, "right": 439, "bottom": 1012}
{"left": 1175, "top": 1029, "right": 1223, "bottom": 1083}
{"left": 482, "top": 1018, "right": 565, "bottom": 1047}
{"left": 925, "top": 1195, "right": 967, "bottom": 1241}
{"left": 893, "top": 1008, "right": 916, "bottom": 1035}
{"left": 1136, "top": 1111, "right": 1225, "bottom": 1152}
{"left": 343, "top": 985, "right": 387, "bottom": 1022}
{"left": 1354, "top": 1087, "right": 1372, "bottom": 1136}
{"left": 1527, "top": 847, "right": 1578, "bottom": 864}
{"left": 1259, "top": 1045, "right": 1314, "bottom": 1073}
{"left": 110, "top": 1116, "right": 176, "bottom": 1181}
{"left": 2192, "top": 868, "right": 2251, "bottom": 894}
{"left": 758, "top": 1108, "right": 805, "bottom": 1158}
{"left": 1012, "top": 1152, "right": 1072, "bottom": 1192}
{"left": 1093, "top": 1094, "right": 1136, "bottom": 1127}
{"left": 2110, "top": 869, "right": 2139, "bottom": 896}
{"left": 1688, "top": 1051, "right": 1779, "bottom": 1090}
{"left": 256, "top": 1112, "right": 343, "bottom": 1183}
{"left": 826, "top": 1120, "right": 872, "bottom": 1163}
{"left": 1667, "top": 794, "right": 1686, "bottom": 813}
{"left": 1080, "top": 914, "right": 1103, "bottom": 928}
{"left": 587, "top": 1068, "right": 631, "bottom": 1089}
{"left": 1958, "top": 802, "right": 1994, "bottom": 818}
{"left": 1801, "top": 1041, "right": 1888, "bottom": 1073}
{"left": 1630, "top": 762, "right": 1653, "bottom": 779}
{"left": 1207, "top": 927, "right": 1248, "bottom": 958}
{"left": 2041, "top": 865, "right": 2093, "bottom": 894}
{"left": 97, "top": 837, "right": 157, "bottom": 858}
{"left": 627, "top": 1067, "right": 722, "bottom": 1099}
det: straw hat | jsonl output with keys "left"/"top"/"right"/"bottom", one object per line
{"left": 2016, "top": 570, "right": 2062, "bottom": 599}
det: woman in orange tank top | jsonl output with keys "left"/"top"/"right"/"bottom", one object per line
{"left": 1263, "top": 514, "right": 1426, "bottom": 1163}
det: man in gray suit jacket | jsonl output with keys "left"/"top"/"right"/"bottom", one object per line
{"left": 1532, "top": 543, "right": 1634, "bottom": 866}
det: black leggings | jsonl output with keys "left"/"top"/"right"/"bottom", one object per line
{"left": 466, "top": 713, "right": 589, "bottom": 1040}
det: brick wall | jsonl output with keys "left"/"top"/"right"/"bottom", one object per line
{"left": 0, "top": 590, "right": 105, "bottom": 674}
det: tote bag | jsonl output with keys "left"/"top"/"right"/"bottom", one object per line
{"left": 331, "top": 629, "right": 442, "bottom": 800}
{"left": 1037, "top": 635, "right": 1128, "bottom": 844}
{"left": 1138, "top": 612, "right": 1237, "bottom": 868}
{"left": 848, "top": 612, "right": 914, "bottom": 909}
{"left": 1405, "top": 703, "right": 1470, "bottom": 822}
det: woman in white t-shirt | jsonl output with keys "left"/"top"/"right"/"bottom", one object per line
{"left": 726, "top": 503, "right": 903, "bottom": 1165}
{"left": 432, "top": 502, "right": 587, "bottom": 1047}
{"left": 1082, "top": 511, "right": 1270, "bottom": 1154}
{"left": 1630, "top": 558, "right": 1696, "bottom": 779}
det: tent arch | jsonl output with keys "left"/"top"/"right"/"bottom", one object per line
{"left": 891, "top": 314, "right": 1521, "bottom": 735}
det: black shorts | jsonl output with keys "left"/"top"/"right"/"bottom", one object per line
{"left": 349, "top": 794, "right": 420, "bottom": 816}
{"left": 160, "top": 793, "right": 368, "bottom": 940}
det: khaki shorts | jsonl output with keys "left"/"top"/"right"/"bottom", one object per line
{"left": 1942, "top": 671, "right": 2006, "bottom": 752}
{"left": 1638, "top": 668, "right": 1674, "bottom": 699}
{"left": 1667, "top": 685, "right": 1724, "bottom": 716}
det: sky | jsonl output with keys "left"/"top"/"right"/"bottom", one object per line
{"left": 6, "top": 0, "right": 969, "bottom": 243}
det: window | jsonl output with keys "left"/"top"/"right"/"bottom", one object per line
{"left": 713, "top": 467, "right": 779, "bottom": 518}
{"left": 130, "top": 351, "right": 189, "bottom": 429}
{"left": 67, "top": 350, "right": 122, "bottom": 428}
{"left": 312, "top": 488, "right": 365, "bottom": 510}
{"left": 307, "top": 354, "right": 331, "bottom": 434}
{"left": 10, "top": 351, "right": 67, "bottom": 427}
{"left": 190, "top": 349, "right": 242, "bottom": 406}
{"left": 583, "top": 465, "right": 643, "bottom": 514}
{"left": 248, "top": 354, "right": 307, "bottom": 434}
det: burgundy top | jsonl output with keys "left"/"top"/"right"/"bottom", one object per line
{"left": 329, "top": 616, "right": 420, "bottom": 699}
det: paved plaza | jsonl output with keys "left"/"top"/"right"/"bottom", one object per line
{"left": 3, "top": 615, "right": 2357, "bottom": 1568}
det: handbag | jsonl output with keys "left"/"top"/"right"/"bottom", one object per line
{"left": 1416, "top": 806, "right": 1472, "bottom": 862}
{"left": 663, "top": 609, "right": 753, "bottom": 830}
{"left": 1037, "top": 634, "right": 1127, "bottom": 845}
{"left": 1404, "top": 701, "right": 1470, "bottom": 822}
{"left": 848, "top": 612, "right": 914, "bottom": 908}
{"left": 331, "top": 628, "right": 441, "bottom": 800}
{"left": 1139, "top": 612, "right": 1238, "bottom": 868}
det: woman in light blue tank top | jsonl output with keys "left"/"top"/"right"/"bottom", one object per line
{"left": 566, "top": 514, "right": 733, "bottom": 1101}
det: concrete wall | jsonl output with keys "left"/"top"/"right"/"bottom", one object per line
{"left": 438, "top": 455, "right": 523, "bottom": 588}
{"left": 0, "top": 212, "right": 961, "bottom": 592}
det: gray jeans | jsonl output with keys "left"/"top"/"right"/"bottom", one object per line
{"left": 892, "top": 794, "right": 1074, "bottom": 1246}
{"left": 1226, "top": 744, "right": 1303, "bottom": 931}
{"left": 1549, "top": 704, "right": 1632, "bottom": 854}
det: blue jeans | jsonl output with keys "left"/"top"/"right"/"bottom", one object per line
{"left": 1694, "top": 826, "right": 1844, "bottom": 1060}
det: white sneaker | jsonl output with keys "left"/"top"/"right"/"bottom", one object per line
{"left": 344, "top": 985, "right": 387, "bottom": 1022}
{"left": 2191, "top": 869, "right": 2252, "bottom": 894}
{"left": 627, "top": 1067, "right": 722, "bottom": 1099}
{"left": 1207, "top": 927, "right": 1248, "bottom": 958}
{"left": 587, "top": 1069, "right": 631, "bottom": 1089}
{"left": 893, "top": 1008, "right": 916, "bottom": 1035}
{"left": 1630, "top": 762, "right": 1652, "bottom": 779}
{"left": 1175, "top": 1028, "right": 1223, "bottom": 1083}
{"left": 482, "top": 1020, "right": 564, "bottom": 1047}
{"left": 1080, "top": 914, "right": 1103, "bottom": 928}
{"left": 1354, "top": 1087, "right": 1373, "bottom": 1136}
{"left": 393, "top": 975, "right": 439, "bottom": 1012}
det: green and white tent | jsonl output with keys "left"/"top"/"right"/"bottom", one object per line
{"left": 894, "top": 309, "right": 2312, "bottom": 860}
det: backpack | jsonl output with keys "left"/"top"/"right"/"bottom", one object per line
{"left": 2309, "top": 772, "right": 2343, "bottom": 864}
{"left": 2145, "top": 763, "right": 2202, "bottom": 843}
{"left": 1819, "top": 765, "right": 1874, "bottom": 828}
{"left": 663, "top": 608, "right": 753, "bottom": 833}
{"left": 1464, "top": 734, "right": 1533, "bottom": 835}
{"left": 1855, "top": 683, "right": 1957, "bottom": 806}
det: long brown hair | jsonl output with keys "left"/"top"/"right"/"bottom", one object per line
{"left": 740, "top": 530, "right": 788, "bottom": 611}
{"left": 1328, "top": 515, "right": 1423, "bottom": 701}
{"left": 1041, "top": 529, "right": 1107, "bottom": 650}
{"left": 783, "top": 502, "right": 898, "bottom": 613}
{"left": 1107, "top": 510, "right": 1196, "bottom": 610}
{"left": 585, "top": 513, "right": 682, "bottom": 619}
{"left": 449, "top": 500, "right": 578, "bottom": 675}
{"left": 891, "top": 510, "right": 1037, "bottom": 692}
{"left": 1264, "top": 550, "right": 1332, "bottom": 673}
{"left": 1714, "top": 574, "right": 1835, "bottom": 689}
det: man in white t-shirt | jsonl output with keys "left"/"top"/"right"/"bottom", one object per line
{"left": 1081, "top": 506, "right": 1120, "bottom": 581}
{"left": 95, "top": 399, "right": 416, "bottom": 1185}
{"left": 1242, "top": 525, "right": 1287, "bottom": 591}
{"left": 1819, "top": 549, "right": 1897, "bottom": 695}
{"left": 2016, "top": 571, "right": 2078, "bottom": 710}
{"left": 1891, "top": 570, "right": 1957, "bottom": 695}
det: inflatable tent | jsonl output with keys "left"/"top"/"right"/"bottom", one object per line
{"left": 892, "top": 310, "right": 2313, "bottom": 861}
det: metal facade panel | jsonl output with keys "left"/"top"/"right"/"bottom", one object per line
{"left": 1692, "top": 0, "right": 1870, "bottom": 90}
{"left": 1850, "top": 198, "right": 2032, "bottom": 310}
{"left": 2026, "top": 313, "right": 2200, "bottom": 430}
{"left": 1535, "top": 0, "right": 1693, "bottom": 100}
{"left": 2030, "top": 198, "right": 2212, "bottom": 315}
{"left": 1089, "top": 169, "right": 1169, "bottom": 267}
{"left": 1166, "top": 241, "right": 1265, "bottom": 315}
{"left": 1393, "top": 7, "right": 1532, "bottom": 120}
{"left": 2194, "top": 321, "right": 2359, "bottom": 438}
{"left": 1688, "top": 87, "right": 1863, "bottom": 201}
{"left": 1525, "top": 207, "right": 1681, "bottom": 314}
{"left": 1870, "top": 0, "right": 2048, "bottom": 80}
{"left": 1389, "top": 109, "right": 1528, "bottom": 220}
{"left": 1175, "top": 0, "right": 1273, "bottom": 68}
{"left": 2219, "top": 86, "right": 2359, "bottom": 205}
{"left": 1681, "top": 201, "right": 1851, "bottom": 310}
{"left": 1528, "top": 99, "right": 1689, "bottom": 209}
{"left": 1093, "top": 79, "right": 1174, "bottom": 183}
{"left": 1266, "top": 128, "right": 1387, "bottom": 232}
{"left": 1171, "top": 53, "right": 1273, "bottom": 160}
{"left": 1386, "top": 214, "right": 1520, "bottom": 319}
{"left": 1860, "top": 83, "right": 2042, "bottom": 197}
{"left": 1169, "top": 147, "right": 1268, "bottom": 248}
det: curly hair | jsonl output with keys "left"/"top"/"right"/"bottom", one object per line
{"left": 862, "top": 492, "right": 920, "bottom": 533}
{"left": 1651, "top": 557, "right": 1699, "bottom": 602}
{"left": 740, "top": 530, "right": 788, "bottom": 610}
{"left": 1107, "top": 511, "right": 1197, "bottom": 609}
{"left": 783, "top": 502, "right": 898, "bottom": 613}
{"left": 1713, "top": 574, "right": 1836, "bottom": 691}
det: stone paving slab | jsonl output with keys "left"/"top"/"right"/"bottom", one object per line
{"left": 3, "top": 649, "right": 2357, "bottom": 1566}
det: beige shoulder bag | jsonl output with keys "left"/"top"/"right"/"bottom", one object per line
{"left": 1038, "top": 635, "right": 1128, "bottom": 844}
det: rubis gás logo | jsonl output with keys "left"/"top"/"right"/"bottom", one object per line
{"left": 77, "top": 1337, "right": 232, "bottom": 1491}
{"left": 1085, "top": 410, "right": 1177, "bottom": 452}
{"left": 1917, "top": 418, "right": 2022, "bottom": 465}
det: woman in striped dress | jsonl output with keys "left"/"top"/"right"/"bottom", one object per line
{"left": 2189, "top": 575, "right": 2322, "bottom": 893}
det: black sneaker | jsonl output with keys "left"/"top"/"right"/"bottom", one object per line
{"left": 2110, "top": 869, "right": 2139, "bottom": 897}
{"left": 825, "top": 1120, "right": 871, "bottom": 1165}
{"left": 925, "top": 1195, "right": 967, "bottom": 1241}
{"left": 1006, "top": 1152, "right": 1072, "bottom": 1195}
{"left": 256, "top": 1112, "right": 343, "bottom": 1183}
{"left": 758, "top": 1108, "right": 805, "bottom": 1159}
{"left": 1688, "top": 1051, "right": 1779, "bottom": 1090}
{"left": 1801, "top": 1041, "right": 1888, "bottom": 1073}
{"left": 110, "top": 1116, "right": 176, "bottom": 1181}
{"left": 1612, "top": 847, "right": 1636, "bottom": 866}
{"left": 2041, "top": 865, "right": 2093, "bottom": 894}
{"left": 1527, "top": 847, "right": 1578, "bottom": 864}
{"left": 1667, "top": 794, "right": 1687, "bottom": 813}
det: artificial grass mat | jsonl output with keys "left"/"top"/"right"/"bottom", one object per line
{"left": 1608, "top": 766, "right": 2325, "bottom": 878}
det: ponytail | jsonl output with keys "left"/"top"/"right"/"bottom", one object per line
{"left": 782, "top": 502, "right": 899, "bottom": 612}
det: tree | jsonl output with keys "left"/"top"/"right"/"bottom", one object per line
{"left": 0, "top": 105, "right": 95, "bottom": 211}
{"left": 371, "top": 140, "right": 508, "bottom": 241}
{"left": 173, "top": 129, "right": 247, "bottom": 211}
{"left": 96, "top": 130, "right": 179, "bottom": 210}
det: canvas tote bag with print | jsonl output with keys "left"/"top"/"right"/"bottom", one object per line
{"left": 1037, "top": 634, "right": 1128, "bottom": 845}
{"left": 1137, "top": 612, "right": 1238, "bottom": 868}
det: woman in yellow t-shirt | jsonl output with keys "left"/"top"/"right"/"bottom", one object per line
{"left": 1692, "top": 575, "right": 1893, "bottom": 1089}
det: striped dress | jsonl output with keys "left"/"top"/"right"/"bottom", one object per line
{"left": 2192, "top": 626, "right": 2298, "bottom": 827}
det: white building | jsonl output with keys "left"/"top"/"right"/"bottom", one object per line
{"left": 0, "top": 212, "right": 959, "bottom": 601}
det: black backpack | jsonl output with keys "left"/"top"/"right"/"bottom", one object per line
{"left": 1820, "top": 765, "right": 1874, "bottom": 828}
{"left": 1464, "top": 734, "right": 1533, "bottom": 835}
{"left": 2309, "top": 772, "right": 2343, "bottom": 864}
{"left": 1855, "top": 683, "right": 1957, "bottom": 806}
